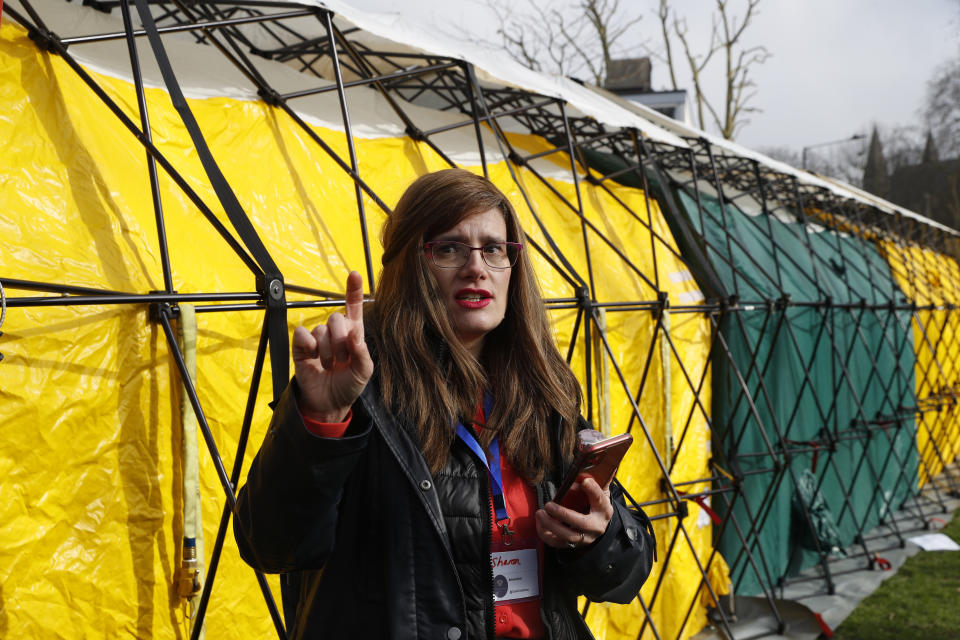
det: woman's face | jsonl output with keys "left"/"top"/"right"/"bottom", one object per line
{"left": 426, "top": 208, "right": 512, "bottom": 358}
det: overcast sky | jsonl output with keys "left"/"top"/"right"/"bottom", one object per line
{"left": 343, "top": 0, "right": 959, "bottom": 158}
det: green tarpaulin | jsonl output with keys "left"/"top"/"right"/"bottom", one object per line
{"left": 679, "top": 188, "right": 916, "bottom": 594}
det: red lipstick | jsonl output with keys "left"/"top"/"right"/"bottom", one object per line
{"left": 455, "top": 288, "right": 492, "bottom": 309}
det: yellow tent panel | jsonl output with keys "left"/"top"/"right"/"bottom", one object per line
{"left": 1, "top": 21, "right": 718, "bottom": 639}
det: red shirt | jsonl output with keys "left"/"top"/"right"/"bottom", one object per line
{"left": 304, "top": 406, "right": 545, "bottom": 638}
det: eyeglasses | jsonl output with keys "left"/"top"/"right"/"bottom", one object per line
{"left": 423, "top": 240, "right": 522, "bottom": 270}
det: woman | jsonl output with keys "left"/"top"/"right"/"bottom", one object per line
{"left": 235, "top": 169, "right": 654, "bottom": 640}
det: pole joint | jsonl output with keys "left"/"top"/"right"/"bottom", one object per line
{"left": 28, "top": 24, "right": 64, "bottom": 53}
{"left": 257, "top": 86, "right": 283, "bottom": 107}
{"left": 149, "top": 291, "right": 178, "bottom": 324}
{"left": 576, "top": 285, "right": 592, "bottom": 312}
{"left": 405, "top": 125, "right": 426, "bottom": 142}
{"left": 257, "top": 273, "right": 285, "bottom": 311}
{"left": 507, "top": 150, "right": 526, "bottom": 167}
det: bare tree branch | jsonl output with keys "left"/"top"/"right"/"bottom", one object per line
{"left": 657, "top": 0, "right": 679, "bottom": 90}
{"left": 556, "top": 6, "right": 604, "bottom": 83}
{"left": 674, "top": 13, "right": 720, "bottom": 131}
{"left": 470, "top": 0, "right": 647, "bottom": 85}
{"left": 475, "top": 0, "right": 769, "bottom": 141}
{"left": 713, "top": 0, "right": 770, "bottom": 139}
{"left": 585, "top": 0, "right": 644, "bottom": 79}
{"left": 924, "top": 52, "right": 960, "bottom": 158}
{"left": 486, "top": 0, "right": 543, "bottom": 71}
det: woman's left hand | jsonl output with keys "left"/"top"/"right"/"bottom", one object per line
{"left": 535, "top": 477, "right": 614, "bottom": 550}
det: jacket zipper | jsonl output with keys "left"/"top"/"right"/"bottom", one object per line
{"left": 484, "top": 462, "right": 497, "bottom": 640}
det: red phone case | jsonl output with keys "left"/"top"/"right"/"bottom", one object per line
{"left": 555, "top": 433, "right": 633, "bottom": 513}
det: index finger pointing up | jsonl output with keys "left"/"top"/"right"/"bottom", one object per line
{"left": 344, "top": 270, "right": 365, "bottom": 323}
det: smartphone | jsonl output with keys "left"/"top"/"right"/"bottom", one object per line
{"left": 554, "top": 432, "right": 633, "bottom": 513}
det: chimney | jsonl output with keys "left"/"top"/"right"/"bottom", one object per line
{"left": 604, "top": 57, "right": 652, "bottom": 92}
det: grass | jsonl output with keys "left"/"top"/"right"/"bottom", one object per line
{"left": 833, "top": 509, "right": 960, "bottom": 640}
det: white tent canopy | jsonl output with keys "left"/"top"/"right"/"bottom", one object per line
{"left": 27, "top": 0, "right": 955, "bottom": 236}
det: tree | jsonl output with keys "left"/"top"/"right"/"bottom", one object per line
{"left": 484, "top": 0, "right": 644, "bottom": 86}
{"left": 480, "top": 0, "right": 769, "bottom": 142}
{"left": 760, "top": 141, "right": 865, "bottom": 187}
{"left": 763, "top": 125, "right": 922, "bottom": 191}
{"left": 656, "top": 0, "right": 770, "bottom": 140}
{"left": 924, "top": 51, "right": 960, "bottom": 159}
{"left": 880, "top": 124, "right": 924, "bottom": 171}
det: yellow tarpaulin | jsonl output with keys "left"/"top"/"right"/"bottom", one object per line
{"left": 879, "top": 240, "right": 960, "bottom": 484}
{"left": 0, "top": 21, "right": 716, "bottom": 639}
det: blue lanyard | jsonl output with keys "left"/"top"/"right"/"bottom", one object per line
{"left": 454, "top": 394, "right": 515, "bottom": 545}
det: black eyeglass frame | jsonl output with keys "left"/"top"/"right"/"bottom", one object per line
{"left": 423, "top": 240, "right": 523, "bottom": 270}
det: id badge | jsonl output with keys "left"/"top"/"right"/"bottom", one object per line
{"left": 490, "top": 537, "right": 541, "bottom": 603}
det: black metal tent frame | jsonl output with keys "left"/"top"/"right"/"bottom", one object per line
{"left": 656, "top": 141, "right": 960, "bottom": 604}
{"left": 2, "top": 1, "right": 959, "bottom": 639}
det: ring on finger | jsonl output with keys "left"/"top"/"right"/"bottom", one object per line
{"left": 567, "top": 531, "right": 585, "bottom": 550}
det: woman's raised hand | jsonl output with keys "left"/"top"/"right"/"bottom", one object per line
{"left": 292, "top": 271, "right": 374, "bottom": 423}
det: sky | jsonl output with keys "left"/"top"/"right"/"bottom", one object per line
{"left": 341, "top": 0, "right": 960, "bottom": 158}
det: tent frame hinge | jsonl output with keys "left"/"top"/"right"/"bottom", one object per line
{"left": 149, "top": 292, "right": 180, "bottom": 324}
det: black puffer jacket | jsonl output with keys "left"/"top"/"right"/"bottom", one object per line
{"left": 234, "top": 374, "right": 655, "bottom": 640}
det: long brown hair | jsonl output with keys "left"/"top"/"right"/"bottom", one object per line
{"left": 371, "top": 168, "right": 581, "bottom": 481}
